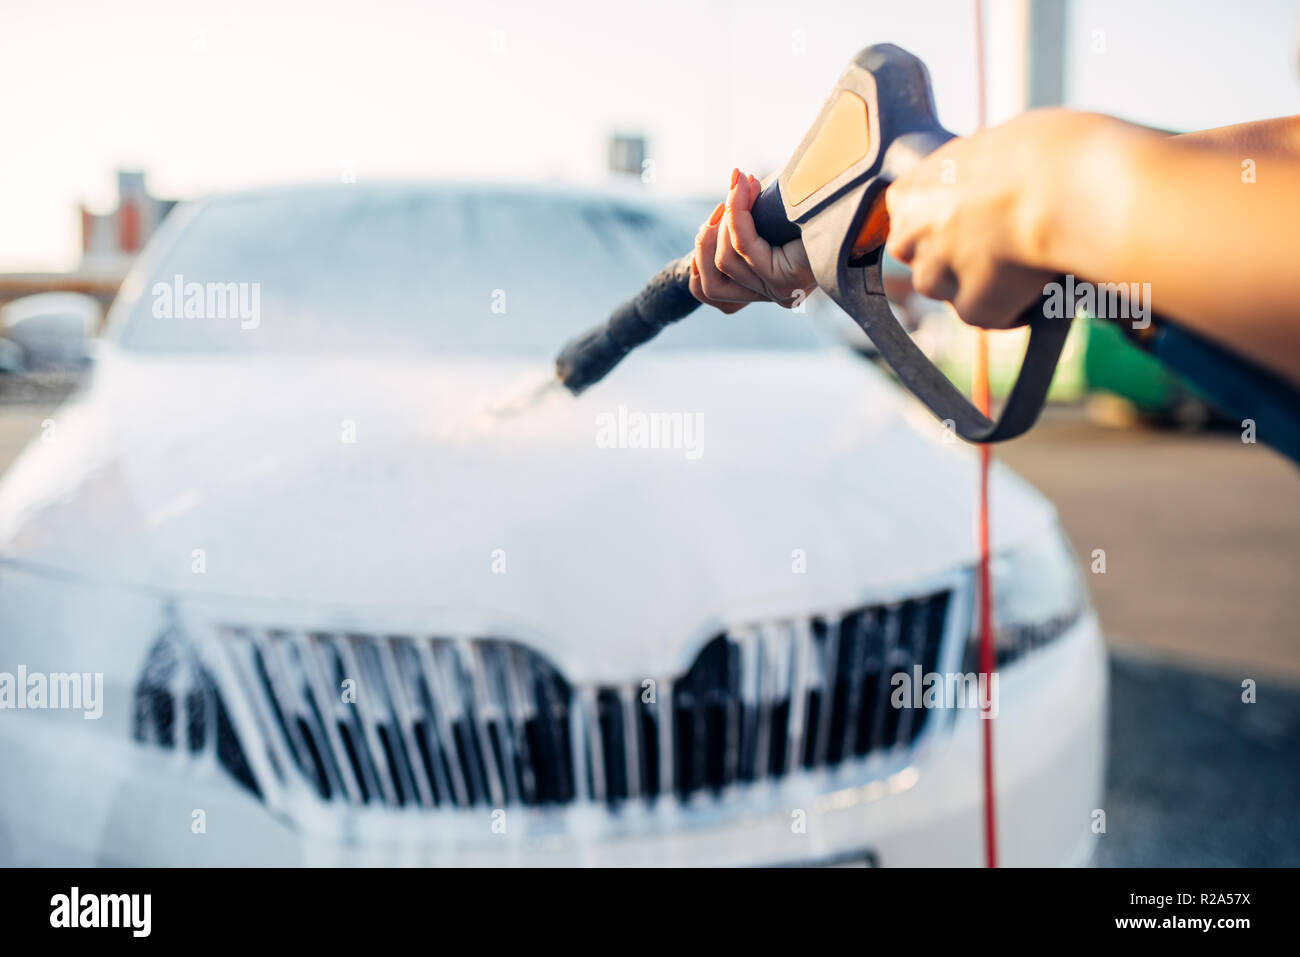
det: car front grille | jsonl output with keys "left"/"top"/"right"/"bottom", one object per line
{"left": 210, "top": 588, "right": 953, "bottom": 812}
{"left": 218, "top": 630, "right": 578, "bottom": 809}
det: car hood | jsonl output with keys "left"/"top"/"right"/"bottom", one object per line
{"left": 0, "top": 347, "right": 1057, "bottom": 680}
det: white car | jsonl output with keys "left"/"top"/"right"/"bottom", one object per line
{"left": 0, "top": 183, "right": 1106, "bottom": 866}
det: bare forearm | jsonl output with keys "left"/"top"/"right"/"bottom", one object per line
{"left": 1033, "top": 119, "right": 1300, "bottom": 383}
{"left": 1174, "top": 115, "right": 1300, "bottom": 157}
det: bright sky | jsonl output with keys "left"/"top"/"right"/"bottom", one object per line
{"left": 3, "top": 0, "right": 1298, "bottom": 271}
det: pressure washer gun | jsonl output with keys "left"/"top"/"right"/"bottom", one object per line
{"left": 555, "top": 43, "right": 1300, "bottom": 461}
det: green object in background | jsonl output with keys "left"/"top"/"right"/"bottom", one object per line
{"left": 1082, "top": 314, "right": 1209, "bottom": 416}
{"left": 930, "top": 307, "right": 1211, "bottom": 421}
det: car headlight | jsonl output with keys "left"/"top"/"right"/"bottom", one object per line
{"left": 132, "top": 624, "right": 261, "bottom": 799}
{"left": 965, "top": 523, "right": 1089, "bottom": 671}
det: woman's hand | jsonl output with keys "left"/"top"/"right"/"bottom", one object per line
{"left": 884, "top": 108, "right": 1137, "bottom": 328}
{"left": 688, "top": 168, "right": 817, "bottom": 314}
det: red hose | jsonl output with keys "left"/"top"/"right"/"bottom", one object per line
{"left": 972, "top": 0, "right": 999, "bottom": 869}
{"left": 976, "top": 428, "right": 998, "bottom": 868}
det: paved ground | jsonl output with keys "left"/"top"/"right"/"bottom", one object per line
{"left": 1000, "top": 408, "right": 1300, "bottom": 865}
{"left": 1000, "top": 406, "right": 1300, "bottom": 684}
{"left": 1098, "top": 652, "right": 1300, "bottom": 866}
{"left": 2, "top": 394, "right": 1297, "bottom": 864}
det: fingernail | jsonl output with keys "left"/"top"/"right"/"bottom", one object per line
{"left": 730, "top": 167, "right": 740, "bottom": 188}
{"left": 708, "top": 202, "right": 725, "bottom": 226}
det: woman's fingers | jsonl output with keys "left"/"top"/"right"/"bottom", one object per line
{"left": 689, "top": 167, "right": 818, "bottom": 312}
{"left": 691, "top": 200, "right": 766, "bottom": 312}
{"left": 716, "top": 175, "right": 778, "bottom": 298}
{"left": 688, "top": 256, "right": 749, "bottom": 314}
{"left": 908, "top": 249, "right": 960, "bottom": 302}
{"left": 887, "top": 164, "right": 1053, "bottom": 328}
{"left": 724, "top": 173, "right": 816, "bottom": 304}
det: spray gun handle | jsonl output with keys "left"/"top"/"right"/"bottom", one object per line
{"left": 771, "top": 44, "right": 1074, "bottom": 442}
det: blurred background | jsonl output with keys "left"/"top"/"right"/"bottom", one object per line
{"left": 2, "top": 0, "right": 1298, "bottom": 864}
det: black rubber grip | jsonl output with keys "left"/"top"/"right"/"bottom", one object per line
{"left": 555, "top": 254, "right": 700, "bottom": 393}
{"left": 752, "top": 180, "right": 801, "bottom": 246}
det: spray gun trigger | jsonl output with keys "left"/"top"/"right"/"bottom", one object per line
{"left": 849, "top": 189, "right": 891, "bottom": 261}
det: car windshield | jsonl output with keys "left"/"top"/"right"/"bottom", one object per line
{"left": 114, "top": 185, "right": 826, "bottom": 355}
